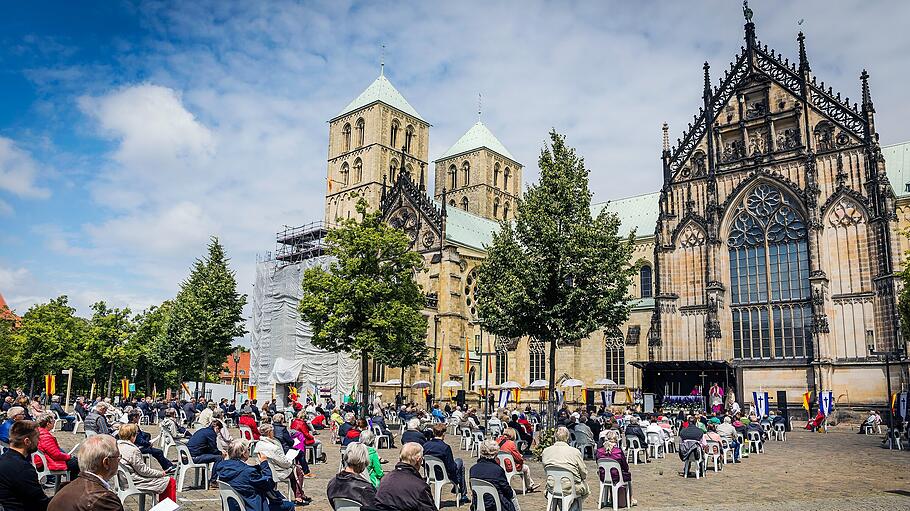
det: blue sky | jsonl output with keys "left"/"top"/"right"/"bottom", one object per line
{"left": 2, "top": 0, "right": 909, "bottom": 325}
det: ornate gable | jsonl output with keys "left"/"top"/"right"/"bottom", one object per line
{"left": 381, "top": 152, "right": 444, "bottom": 254}
{"left": 665, "top": 16, "right": 870, "bottom": 184}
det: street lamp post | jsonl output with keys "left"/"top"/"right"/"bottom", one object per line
{"left": 474, "top": 323, "right": 496, "bottom": 431}
{"left": 868, "top": 334, "right": 905, "bottom": 451}
{"left": 61, "top": 368, "right": 74, "bottom": 413}
{"left": 232, "top": 348, "right": 242, "bottom": 406}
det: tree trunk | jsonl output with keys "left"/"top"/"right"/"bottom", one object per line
{"left": 106, "top": 362, "right": 114, "bottom": 398}
{"left": 29, "top": 374, "right": 35, "bottom": 398}
{"left": 548, "top": 337, "right": 558, "bottom": 430}
{"left": 361, "top": 349, "right": 370, "bottom": 419}
{"left": 201, "top": 346, "right": 209, "bottom": 399}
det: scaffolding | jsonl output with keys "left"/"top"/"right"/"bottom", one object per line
{"left": 274, "top": 221, "right": 333, "bottom": 265}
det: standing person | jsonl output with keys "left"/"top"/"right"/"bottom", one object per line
{"left": 116, "top": 424, "right": 176, "bottom": 502}
{"left": 0, "top": 420, "right": 51, "bottom": 511}
{"left": 541, "top": 426, "right": 589, "bottom": 505}
{"left": 47, "top": 434, "right": 124, "bottom": 511}
{"left": 422, "top": 423, "right": 469, "bottom": 505}
{"left": 470, "top": 440, "right": 516, "bottom": 511}
{"left": 374, "top": 443, "right": 435, "bottom": 511}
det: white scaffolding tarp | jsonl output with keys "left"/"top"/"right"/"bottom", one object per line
{"left": 250, "top": 256, "right": 359, "bottom": 406}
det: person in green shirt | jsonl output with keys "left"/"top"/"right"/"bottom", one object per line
{"left": 358, "top": 429, "right": 384, "bottom": 487}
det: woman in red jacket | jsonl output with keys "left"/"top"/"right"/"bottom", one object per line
{"left": 238, "top": 408, "right": 261, "bottom": 440}
{"left": 495, "top": 428, "right": 538, "bottom": 492}
{"left": 34, "top": 412, "right": 79, "bottom": 478}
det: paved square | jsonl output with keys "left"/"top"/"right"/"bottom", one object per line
{"left": 51, "top": 425, "right": 910, "bottom": 510}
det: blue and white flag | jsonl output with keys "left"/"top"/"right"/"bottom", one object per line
{"left": 600, "top": 390, "right": 614, "bottom": 408}
{"left": 752, "top": 391, "right": 769, "bottom": 417}
{"left": 498, "top": 390, "right": 511, "bottom": 409}
{"left": 555, "top": 390, "right": 564, "bottom": 408}
{"left": 818, "top": 390, "right": 834, "bottom": 417}
{"left": 899, "top": 392, "right": 909, "bottom": 420}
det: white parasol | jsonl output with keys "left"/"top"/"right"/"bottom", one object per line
{"left": 471, "top": 379, "right": 489, "bottom": 388}
{"left": 499, "top": 381, "right": 522, "bottom": 389}
{"left": 561, "top": 379, "right": 584, "bottom": 388}
{"left": 384, "top": 379, "right": 402, "bottom": 385}
{"left": 411, "top": 380, "right": 431, "bottom": 389}
{"left": 593, "top": 378, "right": 616, "bottom": 386}
{"left": 441, "top": 381, "right": 462, "bottom": 388}
{"left": 528, "top": 380, "right": 549, "bottom": 389}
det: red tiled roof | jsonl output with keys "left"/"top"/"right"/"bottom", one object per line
{"left": 220, "top": 351, "right": 251, "bottom": 379}
{"left": 0, "top": 292, "right": 18, "bottom": 322}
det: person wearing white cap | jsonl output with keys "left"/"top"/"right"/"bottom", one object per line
{"left": 0, "top": 406, "right": 26, "bottom": 444}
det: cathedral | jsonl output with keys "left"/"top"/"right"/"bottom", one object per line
{"left": 302, "top": 14, "right": 910, "bottom": 411}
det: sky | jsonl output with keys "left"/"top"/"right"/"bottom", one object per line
{"left": 2, "top": 0, "right": 909, "bottom": 331}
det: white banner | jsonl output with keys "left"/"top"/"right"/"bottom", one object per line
{"left": 600, "top": 390, "right": 614, "bottom": 408}
{"left": 819, "top": 390, "right": 834, "bottom": 417}
{"left": 752, "top": 391, "right": 769, "bottom": 417}
{"left": 898, "top": 391, "right": 908, "bottom": 420}
{"left": 498, "top": 390, "right": 510, "bottom": 409}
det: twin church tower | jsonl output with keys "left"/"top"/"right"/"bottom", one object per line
{"left": 323, "top": 68, "right": 522, "bottom": 224}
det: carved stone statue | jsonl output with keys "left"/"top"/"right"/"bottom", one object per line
{"left": 743, "top": 1, "right": 753, "bottom": 23}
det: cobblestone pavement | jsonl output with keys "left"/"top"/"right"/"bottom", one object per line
{"left": 51, "top": 425, "right": 910, "bottom": 510}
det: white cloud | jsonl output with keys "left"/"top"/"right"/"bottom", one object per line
{"left": 0, "top": 137, "right": 51, "bottom": 200}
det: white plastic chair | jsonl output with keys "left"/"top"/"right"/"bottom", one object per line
{"left": 681, "top": 446, "right": 704, "bottom": 479}
{"left": 645, "top": 432, "right": 664, "bottom": 459}
{"left": 471, "top": 478, "right": 503, "bottom": 511}
{"left": 73, "top": 413, "right": 85, "bottom": 435}
{"left": 460, "top": 427, "right": 473, "bottom": 450}
{"left": 720, "top": 438, "right": 735, "bottom": 464}
{"left": 496, "top": 451, "right": 526, "bottom": 494}
{"left": 218, "top": 481, "right": 244, "bottom": 511}
{"left": 773, "top": 423, "right": 786, "bottom": 441}
{"left": 32, "top": 451, "right": 69, "bottom": 492}
{"left": 625, "top": 437, "right": 645, "bottom": 465}
{"left": 160, "top": 429, "right": 179, "bottom": 460}
{"left": 704, "top": 440, "right": 723, "bottom": 472}
{"left": 424, "top": 455, "right": 461, "bottom": 509}
{"left": 471, "top": 432, "right": 485, "bottom": 458}
{"left": 114, "top": 465, "right": 156, "bottom": 510}
{"left": 51, "top": 411, "right": 65, "bottom": 432}
{"left": 746, "top": 431, "right": 764, "bottom": 453}
{"left": 596, "top": 459, "right": 630, "bottom": 511}
{"left": 239, "top": 425, "right": 259, "bottom": 455}
{"left": 545, "top": 467, "right": 580, "bottom": 511}
{"left": 175, "top": 444, "right": 210, "bottom": 492}
{"left": 334, "top": 497, "right": 362, "bottom": 511}
{"left": 372, "top": 425, "right": 391, "bottom": 449}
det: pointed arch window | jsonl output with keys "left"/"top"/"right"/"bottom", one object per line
{"left": 503, "top": 201, "right": 510, "bottom": 219}
{"left": 355, "top": 118, "right": 365, "bottom": 147}
{"left": 404, "top": 125, "right": 415, "bottom": 153}
{"left": 340, "top": 162, "right": 350, "bottom": 186}
{"left": 605, "top": 328, "right": 626, "bottom": 386}
{"left": 406, "top": 163, "right": 414, "bottom": 180}
{"left": 494, "top": 163, "right": 500, "bottom": 187}
{"left": 389, "top": 159, "right": 398, "bottom": 185}
{"left": 728, "top": 183, "right": 811, "bottom": 360}
{"left": 353, "top": 158, "right": 363, "bottom": 183}
{"left": 342, "top": 123, "right": 352, "bottom": 153}
{"left": 493, "top": 197, "right": 500, "bottom": 218}
{"left": 468, "top": 365, "right": 477, "bottom": 390}
{"left": 495, "top": 348, "right": 508, "bottom": 385}
{"left": 449, "top": 199, "right": 456, "bottom": 207}
{"left": 529, "top": 339, "right": 546, "bottom": 383}
{"left": 461, "top": 197, "right": 469, "bottom": 211}
{"left": 390, "top": 120, "right": 400, "bottom": 149}
{"left": 503, "top": 167, "right": 511, "bottom": 190}
{"left": 449, "top": 164, "right": 458, "bottom": 189}
{"left": 462, "top": 161, "right": 471, "bottom": 186}
{"left": 639, "top": 265, "right": 653, "bottom": 298}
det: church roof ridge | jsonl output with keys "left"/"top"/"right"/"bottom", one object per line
{"left": 436, "top": 121, "right": 518, "bottom": 163}
{"left": 334, "top": 73, "right": 425, "bottom": 123}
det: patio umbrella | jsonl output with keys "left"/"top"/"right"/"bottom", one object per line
{"left": 499, "top": 381, "right": 521, "bottom": 389}
{"left": 562, "top": 379, "right": 584, "bottom": 388}
{"left": 471, "top": 379, "right": 488, "bottom": 387}
{"left": 528, "top": 380, "right": 549, "bottom": 389}
{"left": 411, "top": 380, "right": 431, "bottom": 389}
{"left": 384, "top": 379, "right": 402, "bottom": 386}
{"left": 441, "top": 381, "right": 462, "bottom": 388}
{"left": 593, "top": 378, "right": 616, "bottom": 386}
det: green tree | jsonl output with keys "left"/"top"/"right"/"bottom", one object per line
{"left": 299, "top": 199, "right": 429, "bottom": 416}
{"left": 9, "top": 296, "right": 86, "bottom": 395}
{"left": 897, "top": 230, "right": 910, "bottom": 342}
{"left": 170, "top": 237, "right": 247, "bottom": 396}
{"left": 132, "top": 301, "right": 177, "bottom": 394}
{"left": 475, "top": 130, "right": 636, "bottom": 421}
{"left": 81, "top": 302, "right": 135, "bottom": 398}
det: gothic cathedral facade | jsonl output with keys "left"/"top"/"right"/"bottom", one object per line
{"left": 321, "top": 18, "right": 908, "bottom": 409}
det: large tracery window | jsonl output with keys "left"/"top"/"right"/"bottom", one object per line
{"left": 495, "top": 348, "right": 508, "bottom": 385}
{"left": 604, "top": 328, "right": 626, "bottom": 385}
{"left": 529, "top": 339, "right": 546, "bottom": 383}
{"left": 727, "top": 183, "right": 811, "bottom": 360}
